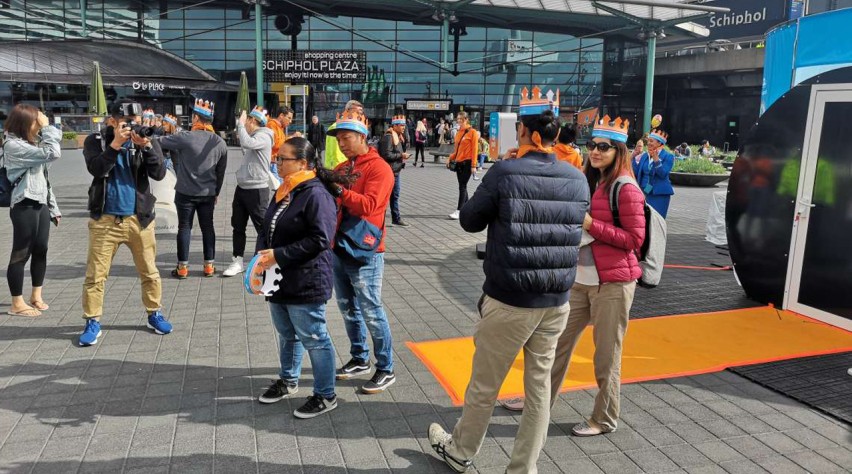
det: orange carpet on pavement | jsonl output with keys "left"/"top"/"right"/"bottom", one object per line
{"left": 406, "top": 307, "right": 852, "bottom": 406}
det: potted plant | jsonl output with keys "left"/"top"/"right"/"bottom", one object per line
{"left": 719, "top": 152, "right": 737, "bottom": 170}
{"left": 60, "top": 131, "right": 78, "bottom": 150}
{"left": 670, "top": 157, "right": 729, "bottom": 187}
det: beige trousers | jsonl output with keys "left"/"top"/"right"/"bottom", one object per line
{"left": 82, "top": 215, "right": 161, "bottom": 318}
{"left": 449, "top": 295, "right": 570, "bottom": 474}
{"left": 550, "top": 282, "right": 636, "bottom": 431}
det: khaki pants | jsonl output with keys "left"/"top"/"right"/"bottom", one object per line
{"left": 82, "top": 215, "right": 161, "bottom": 318}
{"left": 450, "top": 295, "right": 570, "bottom": 474}
{"left": 550, "top": 282, "right": 636, "bottom": 431}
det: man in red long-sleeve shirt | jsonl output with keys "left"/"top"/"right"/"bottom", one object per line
{"left": 324, "top": 112, "right": 397, "bottom": 394}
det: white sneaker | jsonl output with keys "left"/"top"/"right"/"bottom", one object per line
{"left": 222, "top": 256, "right": 244, "bottom": 277}
{"left": 449, "top": 210, "right": 460, "bottom": 220}
{"left": 428, "top": 423, "right": 470, "bottom": 472}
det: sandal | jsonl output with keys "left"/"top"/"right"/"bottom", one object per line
{"left": 8, "top": 307, "right": 41, "bottom": 317}
{"left": 30, "top": 300, "right": 49, "bottom": 311}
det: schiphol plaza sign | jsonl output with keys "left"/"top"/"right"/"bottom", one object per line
{"left": 263, "top": 50, "right": 367, "bottom": 83}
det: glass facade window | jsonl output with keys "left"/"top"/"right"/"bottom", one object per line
{"left": 1, "top": 0, "right": 604, "bottom": 131}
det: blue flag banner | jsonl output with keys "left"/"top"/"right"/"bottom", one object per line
{"left": 761, "top": 8, "right": 852, "bottom": 115}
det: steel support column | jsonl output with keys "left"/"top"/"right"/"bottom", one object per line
{"left": 255, "top": 2, "right": 264, "bottom": 106}
{"left": 643, "top": 32, "right": 656, "bottom": 133}
{"left": 441, "top": 18, "right": 449, "bottom": 67}
{"left": 80, "top": 0, "right": 87, "bottom": 37}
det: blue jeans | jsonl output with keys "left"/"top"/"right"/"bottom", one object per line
{"left": 390, "top": 174, "right": 402, "bottom": 222}
{"left": 269, "top": 302, "right": 336, "bottom": 398}
{"left": 174, "top": 192, "right": 216, "bottom": 262}
{"left": 332, "top": 253, "right": 394, "bottom": 372}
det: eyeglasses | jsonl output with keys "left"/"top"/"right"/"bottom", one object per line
{"left": 586, "top": 142, "right": 614, "bottom": 152}
{"left": 275, "top": 156, "right": 300, "bottom": 163}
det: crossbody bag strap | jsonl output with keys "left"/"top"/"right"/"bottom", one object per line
{"left": 452, "top": 128, "right": 471, "bottom": 160}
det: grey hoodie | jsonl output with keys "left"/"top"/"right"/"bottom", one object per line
{"left": 157, "top": 130, "right": 228, "bottom": 196}
{"left": 236, "top": 124, "right": 274, "bottom": 189}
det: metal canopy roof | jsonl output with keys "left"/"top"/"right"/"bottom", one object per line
{"left": 447, "top": 0, "right": 727, "bottom": 24}
{"left": 0, "top": 39, "right": 233, "bottom": 89}
{"left": 287, "top": 0, "right": 728, "bottom": 39}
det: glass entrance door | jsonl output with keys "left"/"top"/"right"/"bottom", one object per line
{"left": 784, "top": 86, "right": 852, "bottom": 330}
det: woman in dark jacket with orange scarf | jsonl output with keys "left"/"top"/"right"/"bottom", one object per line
{"left": 254, "top": 137, "right": 353, "bottom": 419}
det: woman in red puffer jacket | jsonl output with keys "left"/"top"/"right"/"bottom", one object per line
{"left": 551, "top": 116, "right": 646, "bottom": 437}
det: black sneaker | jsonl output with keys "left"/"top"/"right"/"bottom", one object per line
{"left": 392, "top": 220, "right": 410, "bottom": 227}
{"left": 294, "top": 394, "right": 338, "bottom": 419}
{"left": 335, "top": 358, "right": 371, "bottom": 380}
{"left": 361, "top": 370, "right": 396, "bottom": 394}
{"left": 258, "top": 379, "right": 298, "bottom": 404}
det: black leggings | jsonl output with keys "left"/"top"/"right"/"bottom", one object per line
{"left": 232, "top": 186, "right": 270, "bottom": 258}
{"left": 7, "top": 199, "right": 50, "bottom": 297}
{"left": 414, "top": 144, "right": 426, "bottom": 164}
{"left": 456, "top": 162, "right": 472, "bottom": 210}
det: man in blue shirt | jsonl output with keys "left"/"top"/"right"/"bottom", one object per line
{"left": 80, "top": 100, "right": 171, "bottom": 346}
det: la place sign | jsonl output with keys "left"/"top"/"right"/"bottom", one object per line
{"left": 264, "top": 50, "right": 367, "bottom": 83}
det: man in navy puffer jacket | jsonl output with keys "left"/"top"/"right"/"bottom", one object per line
{"left": 428, "top": 94, "right": 589, "bottom": 474}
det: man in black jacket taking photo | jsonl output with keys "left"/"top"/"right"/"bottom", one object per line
{"left": 79, "top": 100, "right": 172, "bottom": 347}
{"left": 378, "top": 114, "right": 410, "bottom": 227}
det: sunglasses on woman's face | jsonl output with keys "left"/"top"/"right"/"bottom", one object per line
{"left": 586, "top": 141, "right": 614, "bottom": 152}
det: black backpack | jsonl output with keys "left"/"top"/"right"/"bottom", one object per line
{"left": 0, "top": 141, "right": 23, "bottom": 208}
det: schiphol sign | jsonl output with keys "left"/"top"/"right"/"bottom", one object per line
{"left": 263, "top": 50, "right": 367, "bottom": 83}
{"left": 709, "top": 7, "right": 768, "bottom": 28}
{"left": 682, "top": 0, "right": 788, "bottom": 40}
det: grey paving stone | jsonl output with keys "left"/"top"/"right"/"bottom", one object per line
{"left": 753, "top": 455, "right": 809, "bottom": 474}
{"left": 815, "top": 446, "right": 852, "bottom": 469}
{"left": 692, "top": 440, "right": 746, "bottom": 464}
{"left": 300, "top": 443, "right": 344, "bottom": 467}
{"left": 553, "top": 456, "right": 605, "bottom": 474}
{"left": 571, "top": 432, "right": 620, "bottom": 456}
{"left": 723, "top": 436, "right": 776, "bottom": 461}
{"left": 700, "top": 419, "right": 748, "bottom": 440}
{"left": 659, "top": 444, "right": 714, "bottom": 469}
{"left": 637, "top": 426, "right": 687, "bottom": 448}
{"left": 589, "top": 451, "right": 643, "bottom": 473}
{"left": 784, "top": 450, "right": 844, "bottom": 473}
{"left": 685, "top": 465, "right": 728, "bottom": 474}
{"left": 753, "top": 431, "right": 808, "bottom": 455}
{"left": 727, "top": 415, "right": 776, "bottom": 435}
{"left": 623, "top": 447, "right": 681, "bottom": 472}
{"left": 605, "top": 428, "right": 654, "bottom": 452}
{"left": 757, "top": 412, "right": 806, "bottom": 432}
{"left": 718, "top": 459, "right": 769, "bottom": 474}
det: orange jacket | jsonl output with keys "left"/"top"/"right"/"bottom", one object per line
{"left": 335, "top": 147, "right": 395, "bottom": 253}
{"left": 449, "top": 125, "right": 480, "bottom": 169}
{"left": 554, "top": 143, "right": 583, "bottom": 170}
{"left": 267, "top": 120, "right": 287, "bottom": 160}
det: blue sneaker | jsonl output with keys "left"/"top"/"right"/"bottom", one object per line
{"left": 79, "top": 319, "right": 102, "bottom": 347}
{"left": 147, "top": 311, "right": 173, "bottom": 335}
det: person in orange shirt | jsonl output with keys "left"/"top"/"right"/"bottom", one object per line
{"left": 554, "top": 124, "right": 583, "bottom": 170}
{"left": 447, "top": 111, "right": 479, "bottom": 219}
{"left": 266, "top": 107, "right": 302, "bottom": 172}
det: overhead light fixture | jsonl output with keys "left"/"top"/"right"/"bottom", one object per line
{"left": 432, "top": 10, "right": 445, "bottom": 22}
{"left": 448, "top": 11, "right": 458, "bottom": 23}
{"left": 658, "top": 29, "right": 667, "bottom": 39}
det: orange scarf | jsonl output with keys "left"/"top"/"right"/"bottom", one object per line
{"left": 274, "top": 170, "right": 316, "bottom": 203}
{"left": 191, "top": 122, "right": 214, "bottom": 133}
{"left": 517, "top": 131, "right": 554, "bottom": 158}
